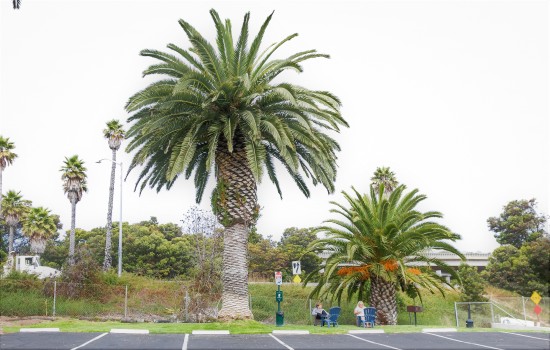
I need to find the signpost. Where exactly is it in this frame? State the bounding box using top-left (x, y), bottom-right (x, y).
top-left (275, 271), bottom-right (284, 326)
top-left (292, 261), bottom-right (301, 275)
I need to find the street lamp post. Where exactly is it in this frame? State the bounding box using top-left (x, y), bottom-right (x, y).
top-left (97, 159), bottom-right (123, 277)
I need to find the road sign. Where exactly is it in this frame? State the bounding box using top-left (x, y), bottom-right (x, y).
top-left (275, 290), bottom-right (283, 302)
top-left (531, 291), bottom-right (542, 305)
top-left (275, 271), bottom-right (282, 285)
top-left (292, 261), bottom-right (301, 275)
top-left (292, 275), bottom-right (302, 284)
top-left (534, 304), bottom-right (542, 316)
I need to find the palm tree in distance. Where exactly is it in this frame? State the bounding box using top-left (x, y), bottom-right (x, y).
top-left (371, 166), bottom-right (398, 196)
top-left (0, 136), bottom-right (18, 217)
top-left (102, 119), bottom-right (125, 271)
top-left (125, 10), bottom-right (347, 320)
top-left (22, 207), bottom-right (58, 254)
top-left (60, 155), bottom-right (87, 264)
top-left (305, 184), bottom-right (463, 325)
top-left (1, 190), bottom-right (31, 252)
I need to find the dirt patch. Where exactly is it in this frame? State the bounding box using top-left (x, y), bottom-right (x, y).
top-left (0, 316), bottom-right (57, 334)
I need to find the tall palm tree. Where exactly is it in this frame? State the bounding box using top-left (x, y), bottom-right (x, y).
top-left (60, 155), bottom-right (87, 263)
top-left (102, 119), bottom-right (125, 271)
top-left (22, 207), bottom-right (58, 254)
top-left (1, 190), bottom-right (31, 252)
top-left (370, 166), bottom-right (398, 195)
top-left (0, 136), bottom-right (18, 217)
top-left (125, 10), bottom-right (347, 320)
top-left (305, 184), bottom-right (464, 325)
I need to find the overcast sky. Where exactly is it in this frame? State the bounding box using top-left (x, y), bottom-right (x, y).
top-left (1, 0), bottom-right (548, 253)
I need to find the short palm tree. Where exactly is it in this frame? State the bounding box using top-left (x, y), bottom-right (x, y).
top-left (125, 10), bottom-right (347, 320)
top-left (102, 119), bottom-right (125, 271)
top-left (370, 166), bottom-right (398, 196)
top-left (1, 190), bottom-right (31, 252)
top-left (22, 207), bottom-right (58, 254)
top-left (305, 185), bottom-right (463, 325)
top-left (60, 155), bottom-right (87, 263)
top-left (0, 136), bottom-right (18, 217)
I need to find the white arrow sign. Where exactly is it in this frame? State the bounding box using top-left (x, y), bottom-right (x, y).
top-left (292, 261), bottom-right (301, 275)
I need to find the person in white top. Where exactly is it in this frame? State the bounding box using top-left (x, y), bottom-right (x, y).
top-left (311, 303), bottom-right (327, 326)
top-left (354, 301), bottom-right (366, 326)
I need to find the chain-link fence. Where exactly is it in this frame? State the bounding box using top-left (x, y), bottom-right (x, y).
top-left (454, 298), bottom-right (549, 328)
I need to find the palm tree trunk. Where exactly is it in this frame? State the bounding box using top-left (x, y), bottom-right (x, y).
top-left (215, 136), bottom-right (257, 320)
top-left (69, 196), bottom-right (77, 264)
top-left (8, 225), bottom-right (14, 252)
top-left (370, 275), bottom-right (398, 325)
top-left (217, 222), bottom-right (252, 320)
top-left (103, 150), bottom-right (117, 271)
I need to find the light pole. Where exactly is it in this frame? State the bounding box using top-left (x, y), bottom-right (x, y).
top-left (97, 159), bottom-right (123, 277)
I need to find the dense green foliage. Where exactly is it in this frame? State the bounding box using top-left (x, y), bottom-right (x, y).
top-left (248, 227), bottom-right (321, 280)
top-left (483, 237), bottom-right (549, 296)
top-left (487, 199), bottom-right (547, 248)
top-left (457, 264), bottom-right (487, 302)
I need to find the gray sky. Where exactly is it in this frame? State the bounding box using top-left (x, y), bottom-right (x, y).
top-left (1, 0), bottom-right (548, 253)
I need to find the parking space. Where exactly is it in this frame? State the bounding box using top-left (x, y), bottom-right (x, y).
top-left (0, 332), bottom-right (104, 350)
top-left (0, 331), bottom-right (548, 350)
top-left (188, 334), bottom-right (283, 349)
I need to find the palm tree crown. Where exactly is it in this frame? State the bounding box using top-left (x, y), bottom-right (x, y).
top-left (0, 136), bottom-right (17, 171)
top-left (125, 9), bottom-right (347, 202)
top-left (1, 190), bottom-right (31, 252)
top-left (104, 119), bottom-right (126, 151)
top-left (125, 9), bottom-right (347, 320)
top-left (61, 155), bottom-right (88, 202)
top-left (306, 184), bottom-right (463, 325)
top-left (370, 166), bottom-right (398, 194)
top-left (22, 207), bottom-right (58, 254)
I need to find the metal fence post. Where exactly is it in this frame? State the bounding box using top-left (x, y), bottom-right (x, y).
top-left (522, 296), bottom-right (527, 321)
top-left (185, 290), bottom-right (189, 322)
top-left (455, 301), bottom-right (459, 328)
top-left (490, 302), bottom-right (494, 323)
top-left (309, 299), bottom-right (312, 325)
top-left (124, 285), bottom-right (128, 319)
top-left (52, 281), bottom-right (57, 317)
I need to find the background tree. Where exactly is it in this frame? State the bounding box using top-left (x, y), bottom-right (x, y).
top-left (0, 136), bottom-right (18, 217)
top-left (21, 207), bottom-right (58, 254)
top-left (1, 190), bottom-right (31, 252)
top-left (370, 166), bottom-right (398, 196)
top-left (278, 227), bottom-right (321, 278)
top-left (125, 10), bottom-right (347, 319)
top-left (487, 199), bottom-right (547, 248)
top-left (102, 119), bottom-right (125, 271)
top-left (483, 237), bottom-right (549, 296)
top-left (306, 184), bottom-right (463, 325)
top-left (457, 263), bottom-right (487, 302)
top-left (60, 155), bottom-right (87, 263)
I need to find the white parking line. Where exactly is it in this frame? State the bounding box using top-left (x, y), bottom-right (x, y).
top-left (182, 334), bottom-right (189, 350)
top-left (348, 334), bottom-right (403, 350)
top-left (269, 333), bottom-right (294, 350)
top-left (425, 332), bottom-right (503, 350)
top-left (503, 332), bottom-right (550, 341)
top-left (70, 332), bottom-right (108, 350)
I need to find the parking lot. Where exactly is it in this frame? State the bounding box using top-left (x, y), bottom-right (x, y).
top-left (1, 331), bottom-right (549, 350)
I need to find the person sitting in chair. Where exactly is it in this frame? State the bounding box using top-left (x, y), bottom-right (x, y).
top-left (354, 301), bottom-right (366, 326)
top-left (311, 303), bottom-right (327, 326)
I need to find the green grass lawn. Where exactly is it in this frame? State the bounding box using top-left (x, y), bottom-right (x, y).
top-left (4, 318), bottom-right (546, 334)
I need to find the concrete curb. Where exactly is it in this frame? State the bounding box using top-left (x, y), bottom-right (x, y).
top-left (20, 328), bottom-right (60, 332)
top-left (348, 329), bottom-right (385, 334)
top-left (110, 329), bottom-right (149, 334)
top-left (272, 330), bottom-right (310, 335)
top-left (422, 328), bottom-right (457, 333)
top-left (192, 330), bottom-right (230, 335)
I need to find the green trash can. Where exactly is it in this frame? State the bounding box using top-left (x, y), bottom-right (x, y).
top-left (276, 311), bottom-right (284, 326)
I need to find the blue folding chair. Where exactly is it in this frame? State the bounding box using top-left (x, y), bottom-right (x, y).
top-left (320, 307), bottom-right (341, 327)
top-left (363, 307), bottom-right (376, 328)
